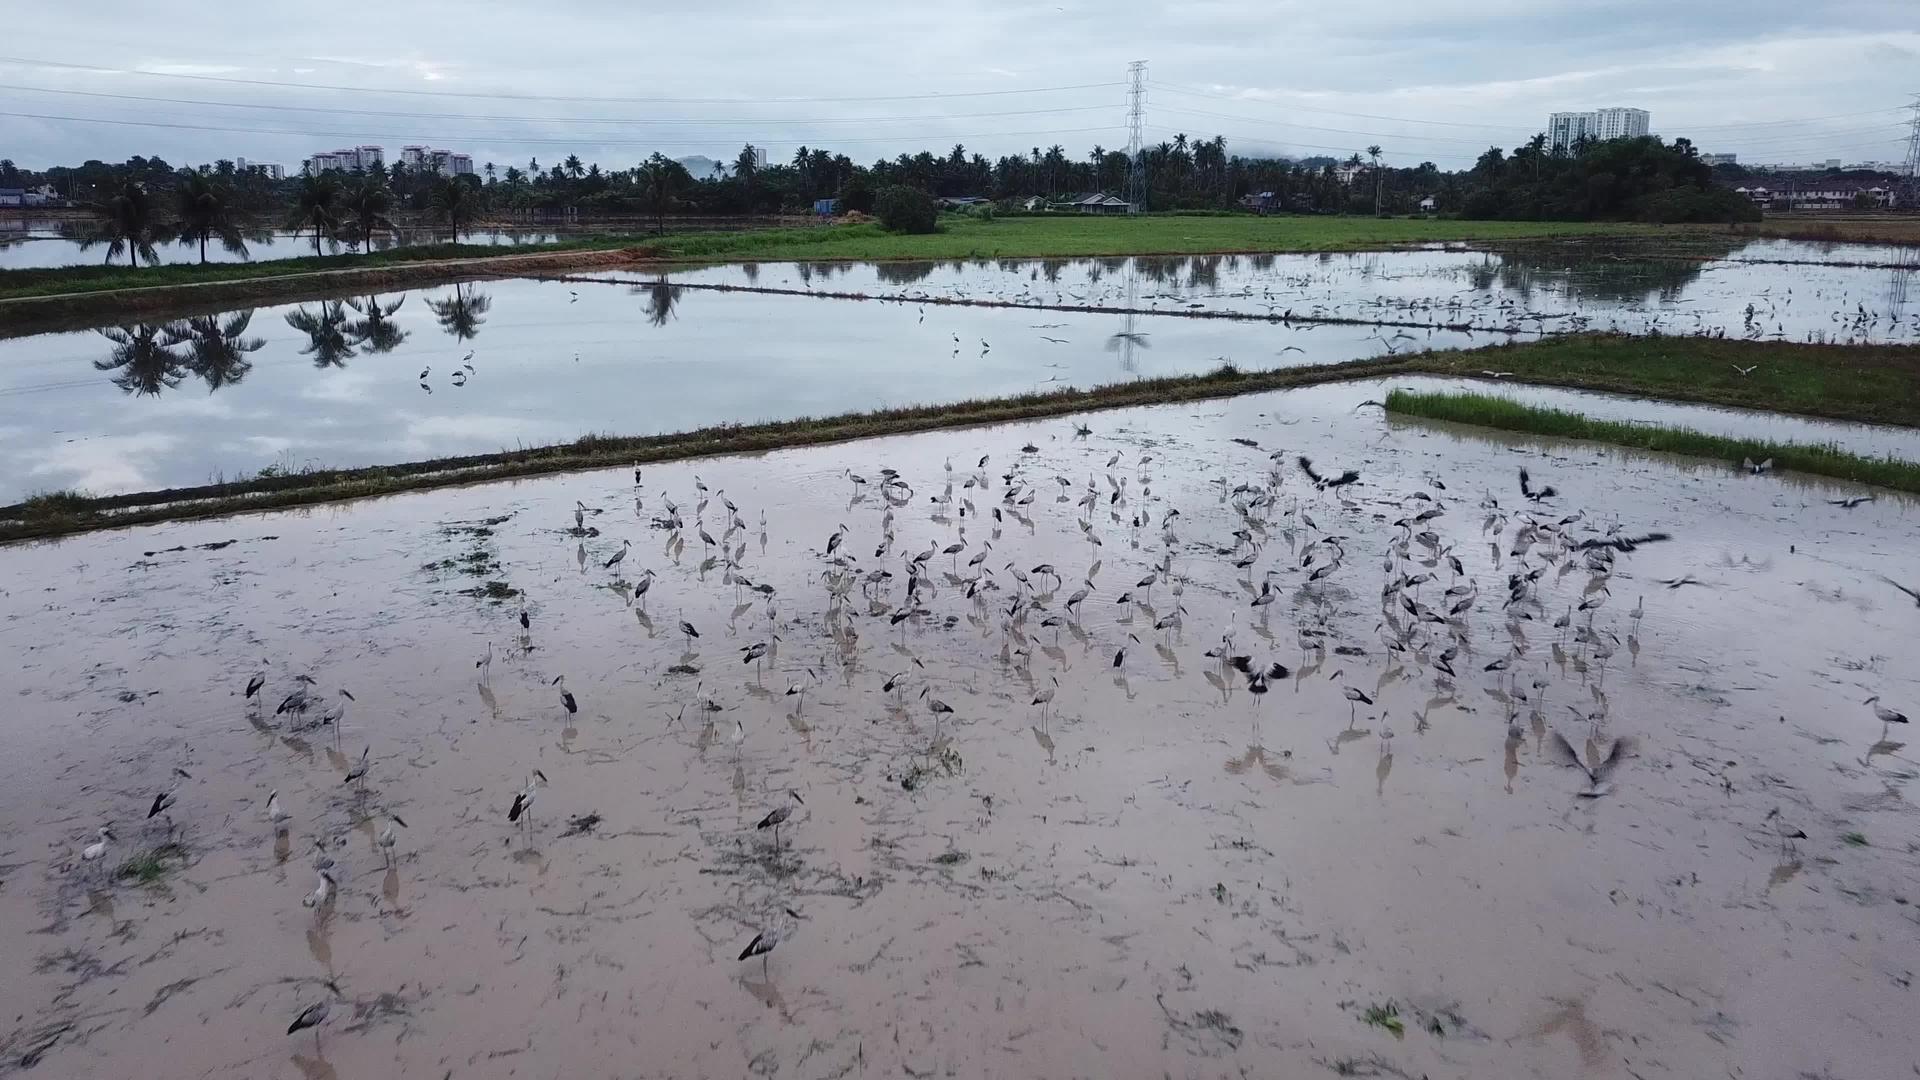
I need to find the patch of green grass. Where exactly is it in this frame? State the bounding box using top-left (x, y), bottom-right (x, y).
top-left (643, 215), bottom-right (1668, 264)
top-left (1400, 335), bottom-right (1920, 428)
top-left (1385, 389), bottom-right (1920, 494)
top-left (20, 489), bottom-right (93, 522)
top-left (1843, 831), bottom-right (1869, 846)
top-left (458, 581), bottom-right (520, 602)
top-left (1359, 1002), bottom-right (1405, 1038)
top-left (115, 843), bottom-right (187, 885)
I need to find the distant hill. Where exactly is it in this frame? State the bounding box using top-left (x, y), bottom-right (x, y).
top-left (675, 156), bottom-right (726, 179)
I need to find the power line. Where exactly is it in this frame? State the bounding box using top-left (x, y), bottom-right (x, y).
top-left (0, 55), bottom-right (1122, 105)
top-left (0, 83), bottom-right (1118, 126)
top-left (1150, 80), bottom-right (1908, 134)
top-left (1155, 104), bottom-right (1506, 146)
top-left (0, 109), bottom-right (1123, 150)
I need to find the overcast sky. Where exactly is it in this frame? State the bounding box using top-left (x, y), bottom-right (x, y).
top-left (3, 2), bottom-right (1915, 173)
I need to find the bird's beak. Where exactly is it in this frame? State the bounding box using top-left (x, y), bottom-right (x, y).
top-left (391, 815), bottom-right (409, 828)
top-left (534, 770), bottom-right (548, 783)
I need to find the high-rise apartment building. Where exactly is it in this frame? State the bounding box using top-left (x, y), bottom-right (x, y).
top-left (1546, 108), bottom-right (1651, 151)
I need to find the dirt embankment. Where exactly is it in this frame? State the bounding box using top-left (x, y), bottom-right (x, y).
top-left (0, 248), bottom-right (655, 338)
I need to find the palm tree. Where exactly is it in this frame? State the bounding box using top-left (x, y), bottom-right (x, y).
top-left (484, 161), bottom-right (497, 185)
top-left (429, 176), bottom-right (477, 240)
top-left (173, 173), bottom-right (248, 264)
top-left (82, 181), bottom-right (161, 267)
top-left (563, 154), bottom-right (585, 182)
top-left (426, 283), bottom-right (490, 340)
top-left (1367, 145), bottom-right (1384, 215)
top-left (94, 324), bottom-right (187, 395)
top-left (635, 154), bottom-right (688, 235)
top-left (284, 301), bottom-right (358, 368)
top-left (342, 179), bottom-right (393, 252)
top-left (287, 174), bottom-right (342, 256)
top-left (174, 310), bottom-right (265, 391)
top-left (346, 295), bottom-right (409, 353)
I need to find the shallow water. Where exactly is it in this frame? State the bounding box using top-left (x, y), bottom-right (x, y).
top-left (0, 278), bottom-right (1491, 499)
top-left (1, 384), bottom-right (1916, 1078)
top-left (654, 240), bottom-right (1920, 344)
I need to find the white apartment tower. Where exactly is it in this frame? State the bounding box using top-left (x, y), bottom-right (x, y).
top-left (1547, 112), bottom-right (1594, 153)
top-left (1592, 107), bottom-right (1651, 141)
top-left (1547, 107), bottom-right (1651, 151)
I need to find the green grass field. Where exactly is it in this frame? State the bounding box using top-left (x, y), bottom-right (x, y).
top-left (1401, 335), bottom-right (1920, 428)
top-left (0, 215), bottom-right (1670, 303)
top-left (1384, 388), bottom-right (1920, 493)
top-left (638, 215), bottom-right (1669, 262)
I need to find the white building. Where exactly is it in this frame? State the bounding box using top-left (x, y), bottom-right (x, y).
top-left (398, 146), bottom-right (474, 177)
top-left (304, 145), bottom-right (383, 174)
top-left (1700, 153), bottom-right (1737, 167)
top-left (1547, 111), bottom-right (1594, 152)
top-left (1547, 107), bottom-right (1651, 151)
top-left (1591, 107), bottom-right (1650, 141)
top-left (236, 158), bottom-right (284, 180)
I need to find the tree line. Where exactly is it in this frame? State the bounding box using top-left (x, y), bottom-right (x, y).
top-left (4, 128), bottom-right (1768, 268)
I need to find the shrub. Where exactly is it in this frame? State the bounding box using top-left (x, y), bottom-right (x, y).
top-left (874, 185), bottom-right (938, 234)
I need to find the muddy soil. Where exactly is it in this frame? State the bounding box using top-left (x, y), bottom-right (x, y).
top-left (1, 382), bottom-right (1916, 1079)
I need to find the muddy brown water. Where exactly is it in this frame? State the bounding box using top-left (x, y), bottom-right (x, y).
top-left (1, 382), bottom-right (1916, 1078)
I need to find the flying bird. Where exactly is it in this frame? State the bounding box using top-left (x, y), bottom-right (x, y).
top-left (1547, 731), bottom-right (1634, 796)
top-left (1518, 467), bottom-right (1556, 502)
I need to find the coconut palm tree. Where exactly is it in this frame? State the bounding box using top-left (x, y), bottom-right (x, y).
top-left (94, 324), bottom-right (187, 395)
top-left (173, 173), bottom-right (249, 264)
top-left (82, 181), bottom-right (162, 267)
top-left (635, 154), bottom-right (689, 235)
top-left (346, 294), bottom-right (409, 353)
top-left (1367, 145), bottom-right (1384, 215)
top-left (425, 283), bottom-right (490, 340)
top-left (429, 176), bottom-right (478, 240)
top-left (287, 174), bottom-right (342, 256)
top-left (173, 310), bottom-right (265, 391)
top-left (284, 301), bottom-right (358, 368)
top-left (342, 179), bottom-right (393, 252)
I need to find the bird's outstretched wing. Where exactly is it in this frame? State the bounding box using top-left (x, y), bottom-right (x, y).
top-left (1266, 661), bottom-right (1291, 680)
top-left (1326, 470), bottom-right (1360, 488)
top-left (1880, 575), bottom-right (1920, 603)
top-left (1230, 655), bottom-right (1256, 674)
top-left (1518, 467), bottom-right (1534, 498)
top-left (1297, 456), bottom-right (1325, 485)
top-left (1591, 736), bottom-right (1636, 784)
top-left (1545, 731), bottom-right (1591, 781)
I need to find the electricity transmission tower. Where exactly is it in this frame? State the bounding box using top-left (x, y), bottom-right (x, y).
top-left (1903, 93), bottom-right (1920, 210)
top-left (1125, 60), bottom-right (1148, 212)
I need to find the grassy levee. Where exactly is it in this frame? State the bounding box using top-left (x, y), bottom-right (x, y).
top-left (1400, 335), bottom-right (1920, 428)
top-left (1384, 389), bottom-right (1920, 493)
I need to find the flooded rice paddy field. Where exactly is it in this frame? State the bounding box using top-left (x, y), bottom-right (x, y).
top-left (7, 239), bottom-right (1920, 502)
top-left (0, 278), bottom-right (1490, 501)
top-left (1, 382), bottom-right (1916, 1079)
top-left (659, 240), bottom-right (1920, 342)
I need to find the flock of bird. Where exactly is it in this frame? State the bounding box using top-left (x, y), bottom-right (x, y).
top-left (65, 408), bottom-right (1915, 1057)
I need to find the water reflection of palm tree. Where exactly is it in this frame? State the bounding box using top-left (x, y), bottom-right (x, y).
top-left (346, 294), bottom-right (410, 353)
top-left (174, 311), bottom-right (266, 391)
top-left (95, 324), bottom-right (188, 395)
top-left (426, 283), bottom-right (491, 340)
top-left (632, 276), bottom-right (683, 326)
top-left (284, 301), bottom-right (358, 368)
